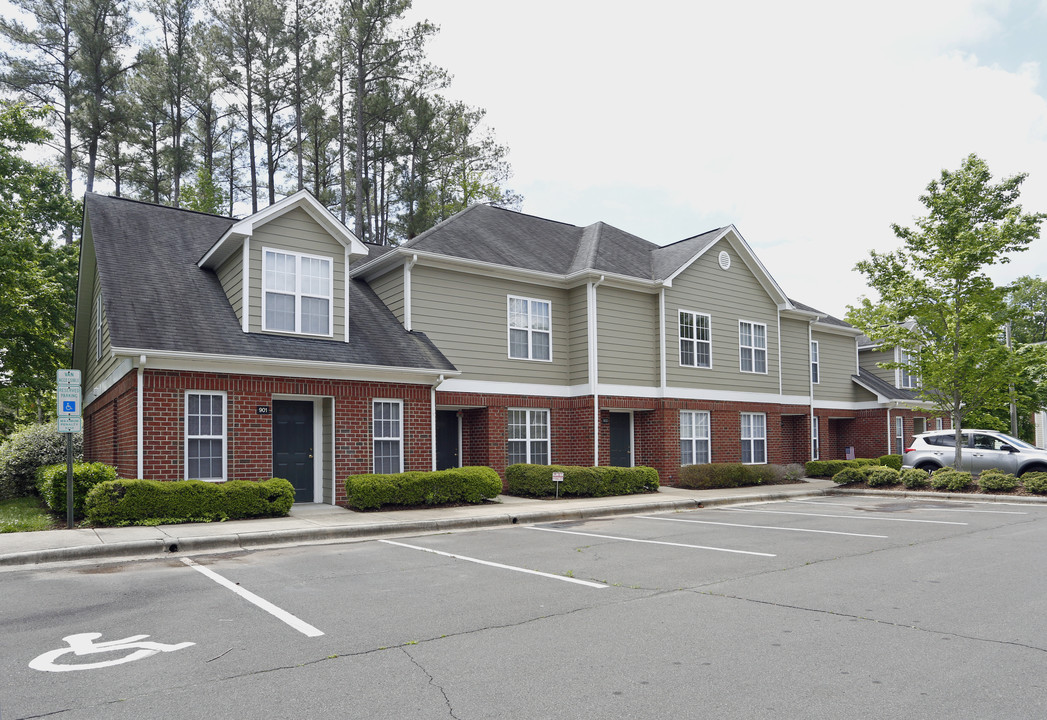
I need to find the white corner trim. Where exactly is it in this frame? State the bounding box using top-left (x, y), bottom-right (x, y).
top-left (137, 355), bottom-right (145, 480)
top-left (241, 236), bottom-right (250, 333)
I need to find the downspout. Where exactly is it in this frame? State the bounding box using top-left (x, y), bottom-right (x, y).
top-left (137, 355), bottom-right (145, 479)
top-left (431, 374), bottom-right (445, 471)
top-left (808, 319), bottom-right (816, 460)
top-left (588, 276), bottom-right (605, 465)
top-left (404, 254), bottom-right (418, 331)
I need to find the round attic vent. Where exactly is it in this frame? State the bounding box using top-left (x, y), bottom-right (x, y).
top-left (718, 250), bottom-right (731, 270)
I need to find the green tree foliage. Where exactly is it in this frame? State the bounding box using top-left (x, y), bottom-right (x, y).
top-left (1007, 275), bottom-right (1047, 345)
top-left (848, 154), bottom-right (1046, 465)
top-left (180, 164), bottom-right (226, 214)
top-left (0, 103), bottom-right (80, 434)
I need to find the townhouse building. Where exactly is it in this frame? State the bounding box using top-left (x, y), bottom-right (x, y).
top-left (72, 191), bottom-right (938, 503)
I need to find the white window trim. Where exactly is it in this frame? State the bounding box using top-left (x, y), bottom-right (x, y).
top-left (741, 412), bottom-right (767, 465)
top-left (95, 295), bottom-right (103, 361)
top-left (261, 246), bottom-right (334, 337)
top-left (507, 295), bottom-right (553, 362)
top-left (936, 417), bottom-right (944, 431)
top-left (895, 415), bottom-right (905, 454)
top-left (811, 415), bottom-right (820, 460)
top-left (739, 320), bottom-right (768, 374)
top-left (896, 347), bottom-right (918, 389)
top-left (184, 390), bottom-right (227, 482)
top-left (679, 310), bottom-right (713, 369)
top-left (810, 340), bottom-right (820, 384)
top-left (680, 410), bottom-right (711, 465)
top-left (507, 407), bottom-right (550, 464)
top-left (373, 399), bottom-right (404, 474)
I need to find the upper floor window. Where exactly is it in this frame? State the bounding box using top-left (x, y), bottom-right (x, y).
top-left (898, 348), bottom-right (918, 389)
top-left (810, 341), bottom-right (819, 384)
top-left (263, 248), bottom-right (332, 336)
top-left (508, 296), bottom-right (551, 361)
top-left (739, 321), bottom-right (767, 374)
top-left (679, 311), bottom-right (712, 368)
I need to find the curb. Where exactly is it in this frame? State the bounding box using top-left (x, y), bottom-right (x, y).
top-left (0, 487), bottom-right (834, 568)
top-left (827, 487), bottom-right (1047, 504)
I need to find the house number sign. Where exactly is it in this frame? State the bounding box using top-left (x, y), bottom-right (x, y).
top-left (257, 406), bottom-right (271, 415)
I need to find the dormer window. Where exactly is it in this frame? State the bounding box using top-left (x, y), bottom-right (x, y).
top-left (263, 248), bottom-right (332, 336)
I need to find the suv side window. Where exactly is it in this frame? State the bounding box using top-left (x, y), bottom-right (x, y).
top-left (971, 434), bottom-right (1007, 451)
top-left (925, 433), bottom-right (956, 447)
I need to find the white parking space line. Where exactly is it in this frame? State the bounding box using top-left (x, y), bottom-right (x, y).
top-left (635, 515), bottom-right (888, 538)
top-left (719, 508), bottom-right (968, 525)
top-left (528, 526), bottom-right (776, 556)
top-left (379, 540), bottom-right (608, 588)
top-left (181, 558), bottom-right (324, 637)
top-left (788, 500), bottom-right (1027, 515)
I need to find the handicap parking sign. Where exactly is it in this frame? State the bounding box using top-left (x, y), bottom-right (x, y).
top-left (62, 400), bottom-right (77, 413)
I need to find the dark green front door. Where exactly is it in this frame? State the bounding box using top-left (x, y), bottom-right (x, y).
top-left (609, 413), bottom-right (632, 467)
top-left (273, 400), bottom-right (314, 502)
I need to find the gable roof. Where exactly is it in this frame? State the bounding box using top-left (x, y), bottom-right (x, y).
top-left (77, 193), bottom-right (455, 374)
top-left (851, 367), bottom-right (921, 403)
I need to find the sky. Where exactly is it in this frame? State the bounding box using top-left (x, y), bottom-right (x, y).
top-left (407, 0), bottom-right (1047, 319)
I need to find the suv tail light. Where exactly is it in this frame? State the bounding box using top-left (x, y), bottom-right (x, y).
top-left (904, 448), bottom-right (915, 453)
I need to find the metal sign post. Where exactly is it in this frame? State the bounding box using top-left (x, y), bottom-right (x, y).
top-left (57, 370), bottom-right (82, 529)
top-left (552, 471), bottom-right (564, 499)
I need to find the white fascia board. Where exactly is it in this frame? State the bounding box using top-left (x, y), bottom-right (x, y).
top-left (84, 357), bottom-right (134, 407)
top-left (810, 322), bottom-right (864, 338)
top-left (353, 247), bottom-right (661, 292)
top-left (111, 347), bottom-right (459, 384)
top-left (199, 190), bottom-right (367, 269)
top-left (813, 399), bottom-right (886, 411)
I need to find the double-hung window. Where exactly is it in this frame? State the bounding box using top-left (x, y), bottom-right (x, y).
top-left (373, 400), bottom-right (403, 474)
top-left (507, 409), bottom-right (549, 465)
top-left (508, 296), bottom-right (551, 360)
top-left (810, 341), bottom-right (819, 384)
top-left (895, 416), bottom-right (904, 454)
top-left (898, 348), bottom-right (918, 389)
top-left (741, 412), bottom-right (766, 464)
top-left (739, 321), bottom-right (767, 373)
top-left (679, 311), bottom-right (712, 368)
top-left (680, 410), bottom-right (711, 465)
top-left (186, 391), bottom-right (226, 481)
top-left (263, 249), bottom-right (333, 336)
top-left (811, 416), bottom-right (820, 460)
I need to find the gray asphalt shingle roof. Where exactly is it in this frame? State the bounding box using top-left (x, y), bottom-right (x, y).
top-left (852, 368), bottom-right (920, 401)
top-left (86, 193), bottom-right (456, 372)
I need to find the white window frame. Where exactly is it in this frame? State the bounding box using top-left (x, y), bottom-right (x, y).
top-left (262, 247), bottom-right (334, 337)
top-left (373, 399), bottom-right (404, 474)
top-left (895, 415), bottom-right (905, 454)
top-left (679, 310), bottom-right (712, 368)
top-left (936, 417), bottom-right (944, 431)
top-left (680, 410), bottom-right (711, 465)
top-left (739, 320), bottom-right (768, 374)
top-left (811, 416), bottom-right (820, 460)
top-left (810, 340), bottom-right (820, 384)
top-left (507, 296), bottom-right (552, 361)
top-left (741, 412), bottom-right (767, 465)
top-left (185, 391), bottom-right (227, 481)
top-left (897, 348), bottom-right (918, 389)
top-left (95, 295), bottom-right (103, 361)
top-left (507, 408), bottom-right (550, 465)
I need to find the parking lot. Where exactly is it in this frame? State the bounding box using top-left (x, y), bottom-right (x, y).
top-left (4, 495), bottom-right (1047, 719)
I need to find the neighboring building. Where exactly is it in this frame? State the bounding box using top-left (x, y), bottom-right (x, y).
top-left (72, 191), bottom-right (935, 503)
top-left (1035, 410), bottom-right (1046, 448)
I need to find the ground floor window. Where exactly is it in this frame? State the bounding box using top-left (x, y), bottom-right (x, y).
top-left (895, 416), bottom-right (904, 455)
top-left (741, 412), bottom-right (766, 464)
top-left (373, 400), bottom-right (403, 473)
top-left (680, 410), bottom-right (710, 465)
top-left (508, 409), bottom-right (549, 465)
top-left (936, 417), bottom-right (944, 431)
top-left (811, 416), bottom-right (820, 460)
top-left (186, 391), bottom-right (226, 480)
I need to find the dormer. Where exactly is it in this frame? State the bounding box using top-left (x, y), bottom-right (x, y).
top-left (198, 191), bottom-right (369, 341)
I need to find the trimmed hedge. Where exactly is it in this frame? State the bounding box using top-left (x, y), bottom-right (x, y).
top-left (679, 463), bottom-right (777, 490)
top-left (36, 462), bottom-right (117, 516)
top-left (805, 458), bottom-right (882, 478)
top-left (84, 478), bottom-right (294, 526)
top-left (345, 466), bottom-right (502, 511)
top-left (505, 464), bottom-right (659, 498)
top-left (900, 467), bottom-right (930, 489)
top-left (865, 466), bottom-right (900, 487)
top-left (1022, 472), bottom-right (1047, 494)
top-left (831, 467), bottom-right (866, 485)
top-left (977, 469), bottom-right (1019, 493)
top-left (929, 467), bottom-right (973, 492)
top-left (0, 422), bottom-right (83, 500)
top-left (878, 455), bottom-right (903, 470)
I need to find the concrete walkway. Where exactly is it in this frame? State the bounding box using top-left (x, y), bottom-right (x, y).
top-left (0, 480), bottom-right (842, 568)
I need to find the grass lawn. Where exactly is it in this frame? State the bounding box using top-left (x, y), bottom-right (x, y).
top-left (0, 496), bottom-right (57, 533)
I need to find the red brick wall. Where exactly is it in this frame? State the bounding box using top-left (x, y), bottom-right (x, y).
top-left (83, 371), bottom-right (138, 479)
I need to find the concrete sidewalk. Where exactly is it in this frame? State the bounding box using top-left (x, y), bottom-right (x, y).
top-left (0, 480), bottom-right (838, 569)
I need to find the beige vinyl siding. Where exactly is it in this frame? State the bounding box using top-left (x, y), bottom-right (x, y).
top-left (665, 238), bottom-right (780, 394)
top-left (780, 318), bottom-right (811, 396)
top-left (410, 265), bottom-right (571, 384)
top-left (248, 207), bottom-right (346, 339)
top-left (596, 286), bottom-right (658, 387)
top-left (813, 331), bottom-right (861, 402)
top-left (370, 267), bottom-right (405, 324)
top-left (86, 265), bottom-right (121, 391)
top-left (860, 348), bottom-right (895, 384)
top-left (216, 250), bottom-right (243, 324)
top-left (568, 285), bottom-right (589, 385)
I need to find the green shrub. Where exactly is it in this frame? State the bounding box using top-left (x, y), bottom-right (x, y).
top-left (84, 478), bottom-right (294, 526)
top-left (774, 464), bottom-right (806, 482)
top-left (0, 422), bottom-right (83, 500)
top-left (805, 458), bottom-right (881, 477)
top-left (505, 464), bottom-right (659, 498)
top-left (1021, 472), bottom-right (1047, 494)
top-left (899, 467), bottom-right (929, 489)
top-left (929, 468), bottom-right (972, 492)
top-left (345, 466), bottom-right (502, 510)
top-left (977, 469), bottom-right (1018, 493)
top-left (878, 455), bottom-right (903, 470)
top-left (865, 466), bottom-right (900, 487)
top-left (831, 467), bottom-right (866, 485)
top-left (35, 462), bottom-right (117, 516)
top-left (678, 463), bottom-right (780, 490)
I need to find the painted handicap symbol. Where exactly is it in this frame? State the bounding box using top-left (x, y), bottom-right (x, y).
top-left (29, 633), bottom-right (195, 672)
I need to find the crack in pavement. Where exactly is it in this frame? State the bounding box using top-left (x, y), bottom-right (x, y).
top-left (401, 646), bottom-right (460, 719)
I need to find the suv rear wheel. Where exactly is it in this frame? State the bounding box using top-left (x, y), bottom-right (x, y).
top-left (915, 461), bottom-right (940, 473)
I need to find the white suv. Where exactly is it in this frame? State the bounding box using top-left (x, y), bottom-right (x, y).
top-left (903, 429), bottom-right (1047, 476)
